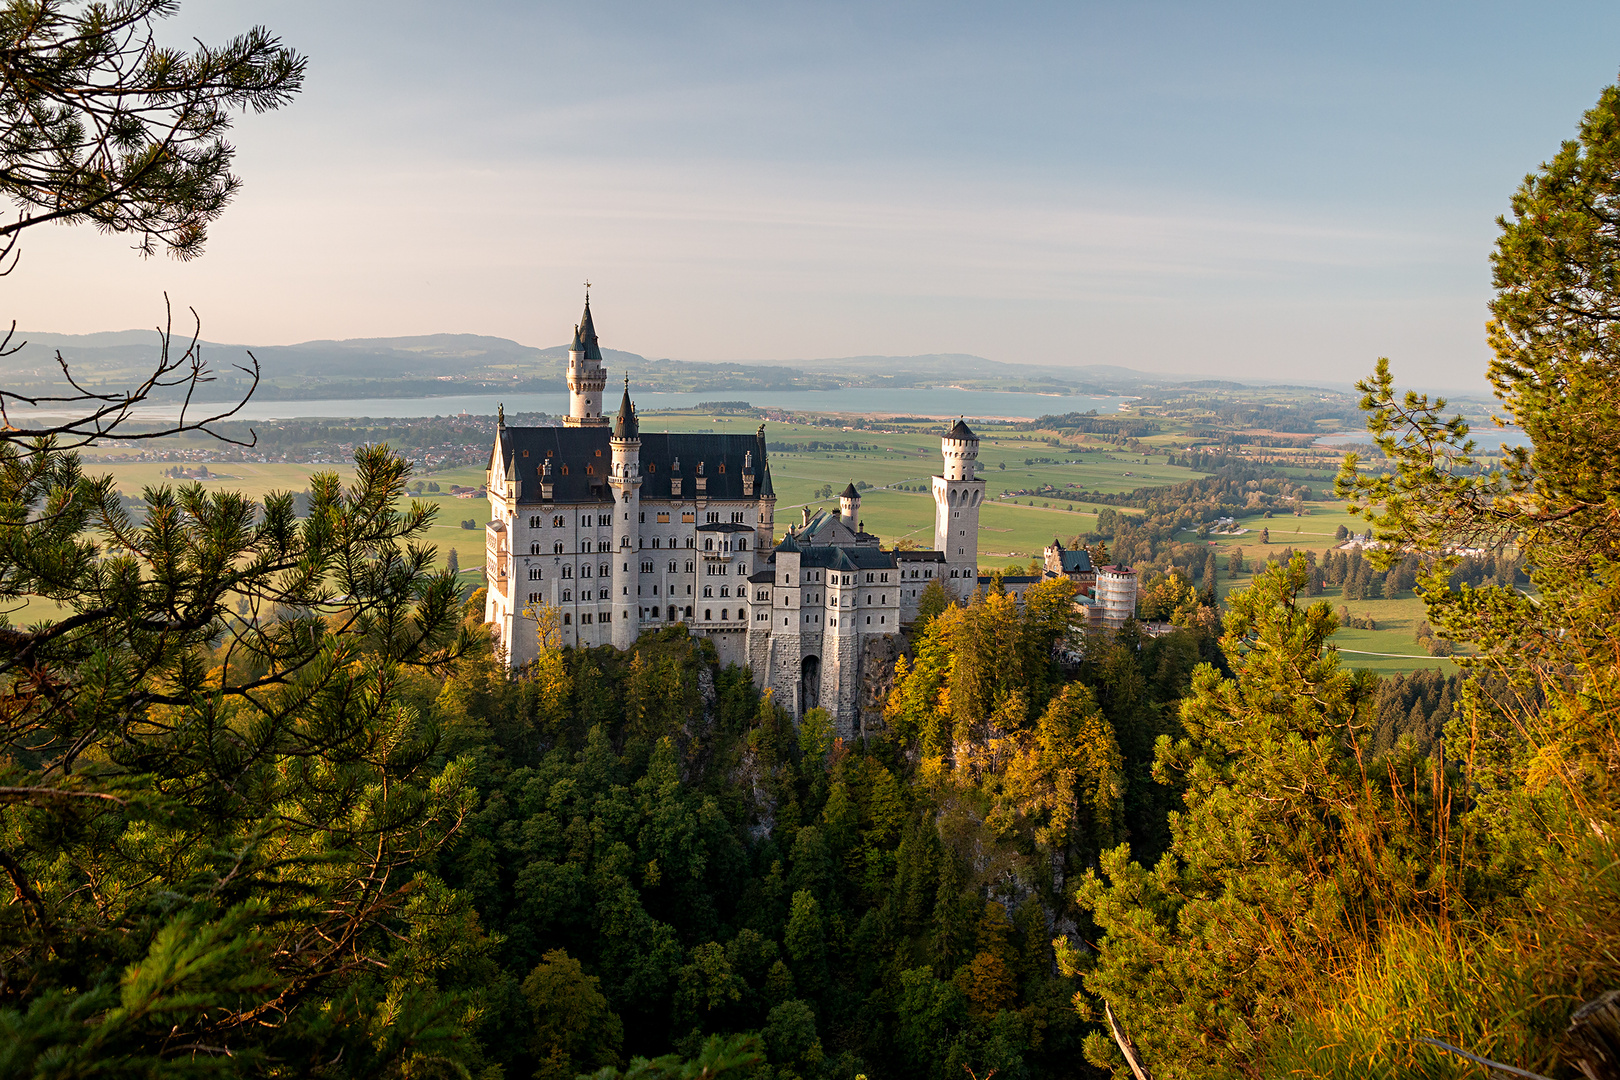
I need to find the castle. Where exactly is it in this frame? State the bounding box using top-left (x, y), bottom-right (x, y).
top-left (483, 295), bottom-right (1133, 736)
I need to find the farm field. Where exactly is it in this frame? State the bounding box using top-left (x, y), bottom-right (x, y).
top-left (62, 413), bottom-right (1454, 673)
top-left (1205, 504), bottom-right (1458, 675)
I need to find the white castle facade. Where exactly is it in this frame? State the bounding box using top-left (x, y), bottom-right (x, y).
top-left (483, 297), bottom-right (985, 735)
top-left (483, 296), bottom-right (1135, 736)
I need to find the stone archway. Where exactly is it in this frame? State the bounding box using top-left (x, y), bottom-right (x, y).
top-left (800, 654), bottom-right (821, 714)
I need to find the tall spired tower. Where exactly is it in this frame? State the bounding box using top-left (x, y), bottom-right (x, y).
top-left (932, 418), bottom-right (985, 599)
top-left (564, 292), bottom-right (609, 427)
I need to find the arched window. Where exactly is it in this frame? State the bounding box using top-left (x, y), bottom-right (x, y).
top-left (599, 564), bottom-right (609, 577)
top-left (721, 609), bottom-right (728, 620)
top-left (736, 564), bottom-right (746, 575)
top-left (581, 564), bottom-right (591, 578)
top-left (684, 606), bottom-right (692, 619)
top-left (668, 560), bottom-right (678, 573)
top-left (529, 516), bottom-right (541, 528)
top-left (704, 538), bottom-right (713, 550)
top-left (530, 542), bottom-right (540, 554)
top-left (563, 613), bottom-right (571, 624)
top-left (621, 536), bottom-right (629, 548)
top-left (554, 541), bottom-right (564, 554)
top-left (528, 567), bottom-right (542, 580)
top-left (562, 589), bottom-right (572, 601)
top-left (685, 560), bottom-right (695, 573)
top-left (652, 537), bottom-right (661, 548)
top-left (668, 605), bottom-right (677, 621)
top-left (703, 586), bottom-right (713, 597)
top-left (737, 538), bottom-right (747, 551)
top-left (704, 609), bottom-right (712, 621)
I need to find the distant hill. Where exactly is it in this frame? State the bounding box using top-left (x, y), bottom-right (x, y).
top-left (0, 329), bottom-right (1270, 401)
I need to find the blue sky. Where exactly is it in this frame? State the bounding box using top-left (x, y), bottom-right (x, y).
top-left (10, 1), bottom-right (1620, 389)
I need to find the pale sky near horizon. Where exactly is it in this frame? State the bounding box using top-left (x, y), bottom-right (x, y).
top-left (6, 1), bottom-right (1620, 392)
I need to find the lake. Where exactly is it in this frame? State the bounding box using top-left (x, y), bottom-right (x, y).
top-left (97, 387), bottom-right (1134, 423)
top-left (1315, 427), bottom-right (1533, 451)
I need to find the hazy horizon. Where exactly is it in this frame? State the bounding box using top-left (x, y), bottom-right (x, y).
top-left (5, 1), bottom-right (1618, 393)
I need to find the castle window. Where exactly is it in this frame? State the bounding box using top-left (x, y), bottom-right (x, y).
top-left (582, 613), bottom-right (592, 624)
top-left (706, 512), bottom-right (719, 523)
top-left (562, 565), bottom-right (572, 578)
top-left (738, 538), bottom-right (748, 551)
top-left (722, 609), bottom-right (728, 619)
top-left (530, 542), bottom-right (540, 554)
top-left (731, 512), bottom-right (744, 523)
top-left (720, 586), bottom-right (730, 597)
top-left (704, 538), bottom-right (713, 551)
top-left (529, 516), bottom-right (541, 528)
top-left (718, 463), bottom-right (725, 474)
top-left (648, 463), bottom-right (655, 472)
top-left (581, 564), bottom-right (591, 578)
top-left (522, 450), bottom-right (528, 457)
top-left (685, 606), bottom-right (692, 618)
top-left (652, 537), bottom-right (660, 548)
top-left (669, 560), bottom-right (678, 573)
top-left (528, 567), bottom-right (542, 580)
top-left (684, 560), bottom-right (695, 573)
top-left (657, 512), bottom-right (670, 523)
top-left (704, 609), bottom-right (712, 621)
top-left (641, 560), bottom-right (653, 573)
top-left (600, 588), bottom-right (609, 599)
top-left (595, 449), bottom-right (602, 457)
top-left (866, 573), bottom-right (874, 583)
top-left (682, 512), bottom-right (695, 523)
top-left (528, 592), bottom-right (540, 603)
top-left (586, 465), bottom-right (594, 475)
top-left (685, 537), bottom-right (695, 547)
top-left (562, 589), bottom-right (572, 601)
top-left (600, 564), bottom-right (610, 577)
top-left (703, 586), bottom-right (713, 598)
top-left (561, 465), bottom-right (569, 475)
top-left (563, 613), bottom-right (571, 624)
top-left (881, 573), bottom-right (889, 583)
top-left (554, 541), bottom-right (564, 554)
top-left (553, 516), bottom-right (564, 527)
top-left (737, 564), bottom-right (746, 575)
top-left (639, 512), bottom-right (645, 523)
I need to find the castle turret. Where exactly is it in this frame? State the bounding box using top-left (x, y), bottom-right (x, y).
top-left (609, 379), bottom-right (642, 647)
top-left (932, 418), bottom-right (984, 600)
top-left (839, 482), bottom-right (861, 528)
top-left (564, 293), bottom-right (609, 427)
top-left (755, 425), bottom-right (775, 555)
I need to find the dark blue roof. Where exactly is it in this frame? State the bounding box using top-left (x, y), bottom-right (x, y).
top-left (1057, 549), bottom-right (1094, 573)
top-left (577, 297), bottom-right (603, 361)
top-left (497, 425), bottom-right (772, 505)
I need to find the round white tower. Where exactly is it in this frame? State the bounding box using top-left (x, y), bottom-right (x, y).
top-left (932, 418), bottom-right (985, 599)
top-left (564, 293), bottom-right (609, 427)
top-left (839, 482), bottom-right (861, 529)
top-left (609, 380), bottom-right (642, 648)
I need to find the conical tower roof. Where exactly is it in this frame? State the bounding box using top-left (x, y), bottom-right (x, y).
top-left (947, 417), bottom-right (977, 441)
top-left (578, 295), bottom-right (603, 361)
top-left (841, 482), bottom-right (860, 499)
top-left (613, 378), bottom-right (638, 439)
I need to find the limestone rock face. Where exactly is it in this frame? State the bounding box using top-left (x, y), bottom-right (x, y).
top-left (857, 633), bottom-right (906, 737)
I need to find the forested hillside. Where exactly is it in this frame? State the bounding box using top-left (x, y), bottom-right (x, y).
top-left (4, 5), bottom-right (1620, 1078)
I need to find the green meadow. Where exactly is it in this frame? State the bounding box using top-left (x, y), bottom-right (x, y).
top-left (66, 411), bottom-right (1446, 673)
